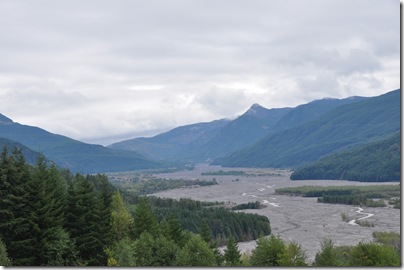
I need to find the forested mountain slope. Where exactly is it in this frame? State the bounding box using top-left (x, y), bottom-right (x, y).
top-left (0, 137), bottom-right (44, 165)
top-left (179, 104), bottom-right (292, 161)
top-left (110, 95), bottom-right (366, 162)
top-left (290, 132), bottom-right (400, 182)
top-left (0, 115), bottom-right (160, 173)
top-left (109, 119), bottom-right (230, 160)
top-left (215, 89), bottom-right (400, 168)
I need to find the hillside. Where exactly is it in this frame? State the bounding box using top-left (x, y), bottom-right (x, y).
top-left (215, 89), bottom-right (400, 168)
top-left (0, 137), bottom-right (44, 165)
top-left (109, 119), bottom-right (230, 160)
top-left (0, 115), bottom-right (160, 173)
top-left (110, 96), bottom-right (366, 162)
top-left (290, 132), bottom-right (400, 182)
top-left (180, 104), bottom-right (292, 161)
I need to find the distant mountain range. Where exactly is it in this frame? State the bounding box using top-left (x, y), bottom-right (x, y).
top-left (216, 89), bottom-right (400, 168)
top-left (0, 115), bottom-right (160, 173)
top-left (109, 95), bottom-right (368, 162)
top-left (0, 89), bottom-right (399, 179)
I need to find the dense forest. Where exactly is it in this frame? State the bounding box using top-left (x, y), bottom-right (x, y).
top-left (0, 147), bottom-right (270, 266)
top-left (275, 185), bottom-right (400, 208)
top-left (290, 132), bottom-right (400, 182)
top-left (0, 147), bottom-right (400, 266)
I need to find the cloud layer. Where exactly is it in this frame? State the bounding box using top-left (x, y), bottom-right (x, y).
top-left (0, 0), bottom-right (399, 145)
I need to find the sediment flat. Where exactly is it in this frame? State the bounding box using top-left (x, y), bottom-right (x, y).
top-left (153, 164), bottom-right (400, 262)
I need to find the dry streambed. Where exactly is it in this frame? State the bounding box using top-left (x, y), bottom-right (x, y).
top-left (152, 164), bottom-right (400, 262)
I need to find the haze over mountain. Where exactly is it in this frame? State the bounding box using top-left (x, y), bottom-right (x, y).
top-left (109, 119), bottom-right (231, 160)
top-left (215, 89), bottom-right (400, 168)
top-left (0, 115), bottom-right (160, 173)
top-left (109, 94), bottom-right (368, 162)
top-left (0, 89), bottom-right (399, 176)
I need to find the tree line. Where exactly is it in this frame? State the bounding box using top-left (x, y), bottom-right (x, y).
top-left (0, 147), bottom-right (270, 266)
top-left (0, 147), bottom-right (399, 266)
top-left (290, 132), bottom-right (400, 182)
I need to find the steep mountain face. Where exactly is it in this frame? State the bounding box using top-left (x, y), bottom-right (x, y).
top-left (181, 105), bottom-right (292, 161)
top-left (109, 95), bottom-right (369, 163)
top-left (290, 132), bottom-right (400, 182)
top-left (272, 96), bottom-right (367, 132)
top-left (215, 89), bottom-right (400, 168)
top-left (109, 119), bottom-right (231, 160)
top-left (0, 116), bottom-right (160, 173)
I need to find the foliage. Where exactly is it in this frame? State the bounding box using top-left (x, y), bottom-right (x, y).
top-left (175, 234), bottom-right (216, 266)
top-left (0, 238), bottom-right (11, 266)
top-left (278, 241), bottom-right (308, 266)
top-left (0, 147), bottom-right (39, 265)
top-left (223, 236), bottom-right (241, 266)
top-left (276, 184), bottom-right (399, 207)
top-left (104, 237), bottom-right (136, 267)
top-left (132, 197), bottom-right (159, 238)
top-left (133, 232), bottom-right (179, 266)
top-left (372, 231), bottom-right (400, 255)
top-left (66, 175), bottom-right (107, 266)
top-left (109, 191), bottom-right (134, 242)
top-left (250, 235), bottom-right (286, 266)
top-left (314, 239), bottom-right (340, 266)
top-left (201, 170), bottom-right (246, 176)
top-left (110, 175), bottom-right (217, 196)
top-left (153, 200), bottom-right (271, 245)
top-left (291, 132), bottom-right (400, 182)
top-left (231, 201), bottom-right (263, 210)
top-left (348, 242), bottom-right (400, 266)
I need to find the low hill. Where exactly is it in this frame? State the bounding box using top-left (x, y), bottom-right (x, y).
top-left (290, 132), bottom-right (400, 182)
top-left (0, 115), bottom-right (160, 173)
top-left (215, 89), bottom-right (400, 168)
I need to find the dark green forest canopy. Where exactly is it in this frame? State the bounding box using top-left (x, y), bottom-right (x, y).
top-left (0, 148), bottom-right (400, 267)
top-left (275, 185), bottom-right (400, 207)
top-left (0, 147), bottom-right (272, 266)
top-left (290, 132), bottom-right (400, 182)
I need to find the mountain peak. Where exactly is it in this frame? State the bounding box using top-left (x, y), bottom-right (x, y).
top-left (0, 114), bottom-right (13, 124)
top-left (245, 103), bottom-right (268, 117)
top-left (250, 103), bottom-right (264, 109)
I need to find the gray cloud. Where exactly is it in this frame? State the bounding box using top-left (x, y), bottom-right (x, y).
top-left (0, 0), bottom-right (399, 145)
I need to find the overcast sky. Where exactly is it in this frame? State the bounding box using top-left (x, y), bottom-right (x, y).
top-left (0, 0), bottom-right (400, 145)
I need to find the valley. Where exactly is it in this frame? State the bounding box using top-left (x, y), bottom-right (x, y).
top-left (152, 164), bottom-right (400, 262)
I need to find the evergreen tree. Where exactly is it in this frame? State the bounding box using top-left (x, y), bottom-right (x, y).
top-left (161, 212), bottom-right (184, 247)
top-left (110, 191), bottom-right (134, 242)
top-left (65, 175), bottom-right (105, 266)
top-left (175, 234), bottom-right (216, 266)
top-left (104, 237), bottom-right (136, 267)
top-left (223, 235), bottom-right (241, 266)
top-left (278, 241), bottom-right (308, 266)
top-left (0, 238), bottom-right (12, 266)
top-left (250, 235), bottom-right (286, 266)
top-left (134, 232), bottom-right (179, 266)
top-left (200, 219), bottom-right (212, 243)
top-left (0, 147), bottom-right (37, 265)
top-left (133, 197), bottom-right (159, 238)
top-left (31, 157), bottom-right (74, 265)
